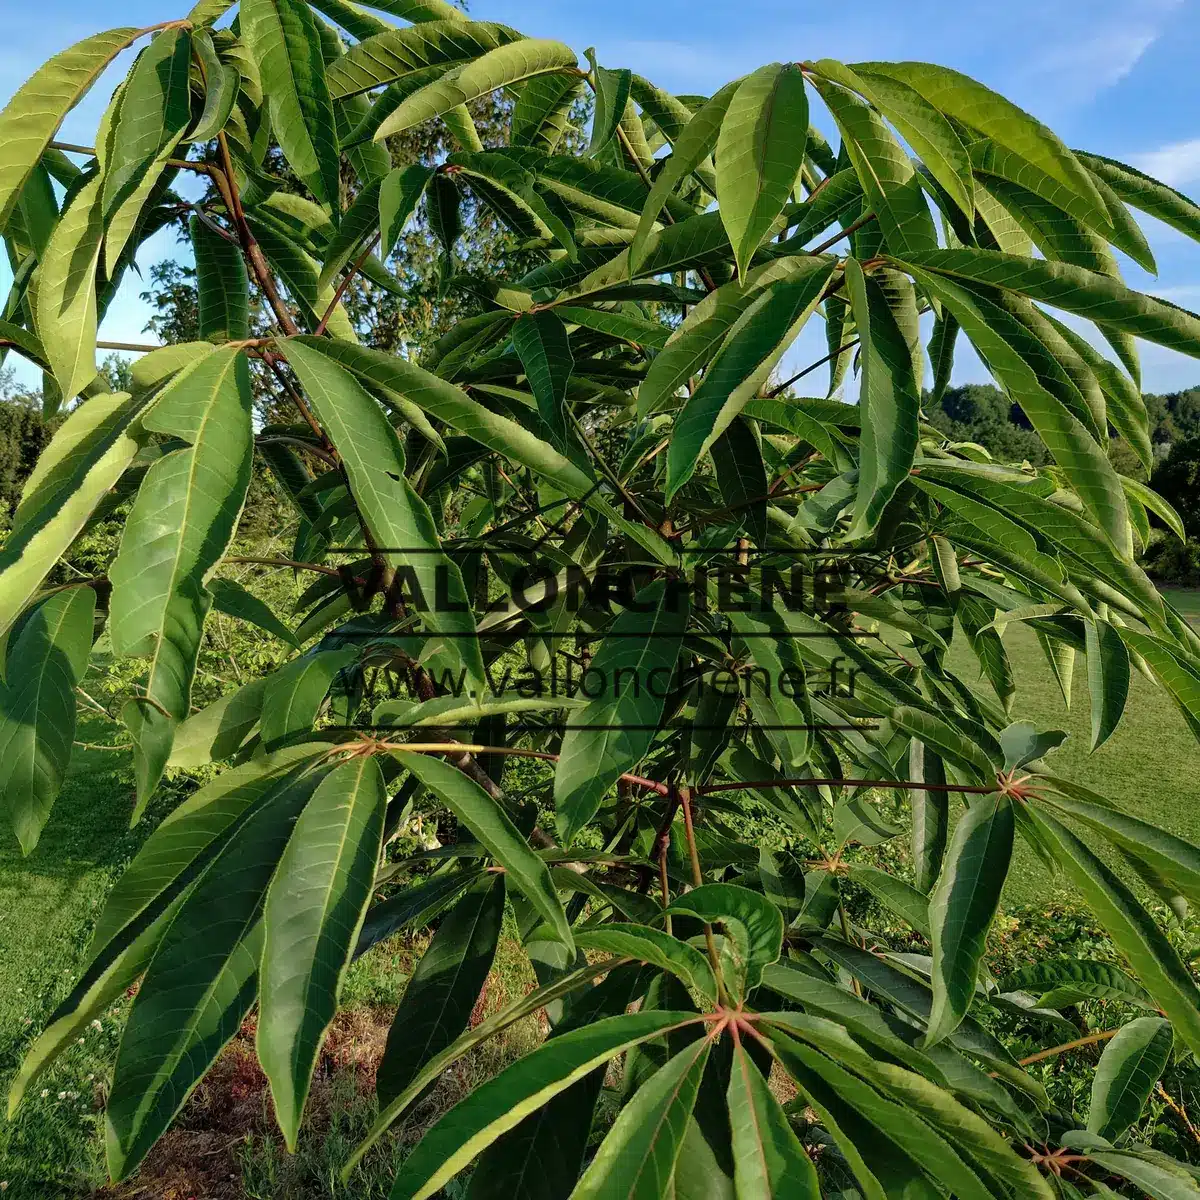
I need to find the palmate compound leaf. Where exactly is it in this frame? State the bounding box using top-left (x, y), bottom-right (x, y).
top-left (715, 63), bottom-right (809, 280)
top-left (241, 0), bottom-right (341, 210)
top-left (385, 1010), bottom-right (701, 1200)
top-left (1088, 1017), bottom-right (1173, 1142)
top-left (108, 347), bottom-right (254, 814)
top-left (106, 760), bottom-right (331, 1181)
top-left (0, 586), bottom-right (95, 853)
top-left (281, 338), bottom-right (486, 688)
top-left (0, 25), bottom-right (140, 228)
top-left (375, 873), bottom-right (505, 1107)
top-left (554, 579), bottom-right (689, 843)
top-left (259, 756), bottom-right (387, 1148)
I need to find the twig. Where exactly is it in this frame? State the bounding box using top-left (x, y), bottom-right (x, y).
top-left (223, 555), bottom-right (343, 578)
top-left (316, 235), bottom-right (380, 336)
top-left (1017, 1029), bottom-right (1119, 1067)
top-left (97, 341), bottom-right (162, 353)
top-left (769, 339), bottom-right (860, 398)
top-left (807, 211), bottom-right (876, 256)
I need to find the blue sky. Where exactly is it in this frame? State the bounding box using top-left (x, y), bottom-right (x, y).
top-left (5, 0), bottom-right (1200, 395)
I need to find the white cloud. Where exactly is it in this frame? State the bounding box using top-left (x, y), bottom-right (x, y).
top-left (1025, 26), bottom-right (1159, 106)
top-left (1133, 139), bottom-right (1200, 188)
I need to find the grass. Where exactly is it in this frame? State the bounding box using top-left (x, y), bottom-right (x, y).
top-left (1, 591), bottom-right (1197, 1194)
top-left (945, 587), bottom-right (1200, 906)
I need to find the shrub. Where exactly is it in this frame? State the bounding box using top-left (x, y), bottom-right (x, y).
top-left (3, 6), bottom-right (1200, 1197)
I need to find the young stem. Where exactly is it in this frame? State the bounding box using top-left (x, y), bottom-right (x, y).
top-left (1017, 1029), bottom-right (1119, 1066)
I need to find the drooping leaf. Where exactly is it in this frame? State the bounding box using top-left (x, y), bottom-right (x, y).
top-left (554, 579), bottom-right (689, 843)
top-left (191, 215), bottom-right (250, 343)
top-left (1085, 619), bottom-right (1130, 751)
top-left (631, 80), bottom-right (739, 274)
top-left (108, 348), bottom-right (254, 812)
top-left (105, 762), bottom-right (328, 1180)
top-left (374, 40), bottom-right (579, 141)
top-left (665, 259), bottom-right (836, 499)
top-left (927, 796), bottom-right (1013, 1045)
top-left (259, 756), bottom-right (386, 1147)
top-left (282, 338), bottom-right (485, 686)
top-left (716, 63), bottom-right (809, 278)
top-left (376, 873), bottom-right (505, 1107)
top-left (572, 925), bottom-right (717, 1003)
top-left (844, 258), bottom-right (920, 536)
top-left (379, 163), bottom-right (436, 257)
top-left (1088, 1017), bottom-right (1173, 1142)
top-left (385, 1010), bottom-right (700, 1200)
top-left (0, 586), bottom-right (95, 853)
top-left (102, 28), bottom-right (192, 217)
top-left (242, 0), bottom-right (341, 209)
top-left (393, 751), bottom-right (572, 951)
top-left (587, 53), bottom-right (631, 157)
top-left (0, 26), bottom-right (139, 227)
top-left (512, 309), bottom-right (573, 450)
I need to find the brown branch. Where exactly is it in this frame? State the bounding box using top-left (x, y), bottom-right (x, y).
top-left (1017, 1029), bottom-right (1119, 1067)
top-left (808, 211), bottom-right (876, 256)
top-left (223, 555), bottom-right (343, 578)
top-left (697, 777), bottom-right (1000, 797)
top-left (769, 339), bottom-right (860, 398)
top-left (96, 341), bottom-right (162, 353)
top-left (316, 236), bottom-right (380, 337)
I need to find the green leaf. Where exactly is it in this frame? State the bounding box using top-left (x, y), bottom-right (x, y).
top-left (379, 163), bottom-right (435, 256)
top-left (815, 60), bottom-right (973, 217)
top-left (727, 1041), bottom-right (822, 1198)
top-left (1028, 804), bottom-right (1200, 1060)
top-left (630, 80), bottom-right (739, 274)
top-left (386, 1010), bottom-right (699, 1200)
top-left (35, 173), bottom-right (104, 402)
top-left (554, 580), bottom-right (689, 842)
top-left (511, 71), bottom-right (584, 153)
top-left (572, 1037), bottom-right (711, 1200)
top-left (1083, 1150), bottom-right (1200, 1200)
top-left (209, 578), bottom-right (299, 649)
top-left (555, 305), bottom-right (670, 348)
top-left (282, 338), bottom-right (484, 686)
top-left (846, 865), bottom-right (931, 939)
top-left (1085, 619), bottom-right (1130, 751)
top-left (191, 216), bottom-right (249, 343)
top-left (1116, 629), bottom-right (1200, 735)
top-left (102, 28), bottom-right (191, 217)
top-left (89, 750), bottom-right (323, 957)
top-left (374, 40), bottom-right (579, 141)
top-left (711, 415), bottom-right (768, 544)
top-left (109, 348), bottom-right (254, 812)
top-left (638, 257), bottom-right (806, 418)
top-left (587, 54), bottom-right (631, 157)
top-left (356, 870), bottom-right (484, 960)
top-left (105, 762), bottom-right (328, 1180)
top-left (1000, 957), bottom-right (1154, 1010)
top-left (1088, 1017), bottom-right (1173, 1142)
top-left (927, 796), bottom-right (1013, 1045)
top-left (896, 246), bottom-right (1200, 361)
top-left (376, 873), bottom-right (505, 1107)
top-left (911, 739), bottom-right (949, 895)
top-left (843, 259), bottom-right (920, 536)
top-left (512, 309), bottom-right (572, 449)
top-left (242, 0), bottom-right (341, 208)
top-left (1079, 150), bottom-right (1200, 247)
top-left (665, 882), bottom-right (784, 996)
top-left (393, 751), bottom-right (572, 951)
top-left (189, 30), bottom-right (240, 144)
top-left (851, 60), bottom-right (1109, 230)
top-left (665, 258), bottom-right (835, 499)
top-left (0, 25), bottom-right (139, 228)
top-left (326, 20), bottom-right (517, 101)
top-left (809, 74), bottom-right (937, 254)
top-left (261, 647), bottom-right (358, 748)
top-left (259, 756), bottom-right (386, 1148)
top-left (0, 587), bottom-right (95, 853)
top-left (904, 271), bottom-right (1132, 553)
top-left (167, 677), bottom-right (268, 769)
top-left (373, 693), bottom-right (584, 730)
top-left (716, 63), bottom-right (809, 278)
top-left (572, 925), bottom-right (717, 1004)
top-left (889, 706), bottom-right (1000, 781)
